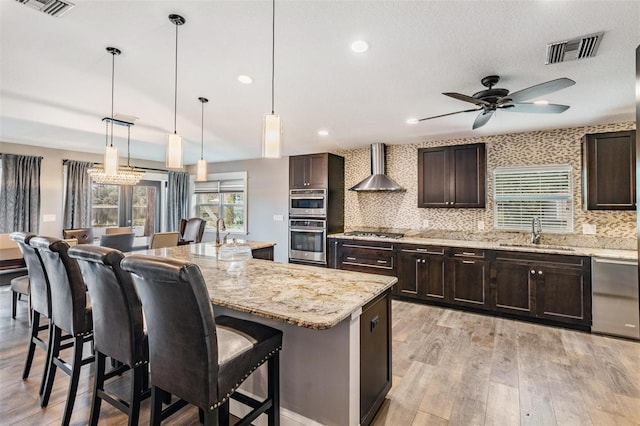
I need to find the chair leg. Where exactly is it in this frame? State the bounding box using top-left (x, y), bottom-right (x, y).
top-left (90, 352), bottom-right (106, 426)
top-left (40, 325), bottom-right (61, 407)
top-left (203, 410), bottom-right (219, 426)
top-left (219, 402), bottom-right (229, 426)
top-left (11, 290), bottom-right (18, 319)
top-left (22, 311), bottom-right (41, 379)
top-left (267, 352), bottom-right (280, 426)
top-left (61, 335), bottom-right (85, 426)
top-left (150, 386), bottom-right (163, 426)
top-left (39, 319), bottom-right (54, 397)
top-left (128, 364), bottom-right (145, 426)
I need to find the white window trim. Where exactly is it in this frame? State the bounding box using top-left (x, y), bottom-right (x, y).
top-left (493, 164), bottom-right (573, 233)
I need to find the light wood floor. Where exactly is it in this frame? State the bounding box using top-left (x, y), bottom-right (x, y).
top-left (372, 300), bottom-right (640, 426)
top-left (2, 286), bottom-right (639, 425)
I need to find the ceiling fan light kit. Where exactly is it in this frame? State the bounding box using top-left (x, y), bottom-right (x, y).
top-left (418, 75), bottom-right (575, 129)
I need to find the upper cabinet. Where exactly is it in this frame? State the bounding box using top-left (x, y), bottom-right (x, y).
top-left (418, 143), bottom-right (486, 208)
top-left (582, 130), bottom-right (636, 210)
top-left (290, 153), bottom-right (330, 188)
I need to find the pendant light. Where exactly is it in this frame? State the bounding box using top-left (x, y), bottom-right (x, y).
top-left (196, 97), bottom-right (208, 182)
top-left (166, 14), bottom-right (186, 169)
top-left (104, 46), bottom-right (120, 175)
top-left (262, 0), bottom-right (281, 158)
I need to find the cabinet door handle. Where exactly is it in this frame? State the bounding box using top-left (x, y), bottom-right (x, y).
top-left (538, 270), bottom-right (543, 275)
top-left (530, 270), bottom-right (536, 274)
top-left (462, 260), bottom-right (475, 264)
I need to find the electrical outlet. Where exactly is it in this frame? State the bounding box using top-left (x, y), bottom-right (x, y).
top-left (477, 220), bottom-right (485, 231)
top-left (582, 224), bottom-right (596, 235)
top-left (42, 214), bottom-right (56, 222)
top-left (273, 214), bottom-right (284, 222)
top-left (422, 219), bottom-right (429, 228)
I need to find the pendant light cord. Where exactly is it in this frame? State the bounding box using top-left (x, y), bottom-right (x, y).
top-left (110, 50), bottom-right (115, 147)
top-left (200, 101), bottom-right (204, 159)
top-left (271, 0), bottom-right (275, 114)
top-left (173, 22), bottom-right (179, 134)
top-left (127, 125), bottom-right (131, 167)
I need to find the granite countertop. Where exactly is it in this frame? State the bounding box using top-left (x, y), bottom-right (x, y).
top-left (330, 233), bottom-right (638, 261)
top-left (135, 242), bottom-right (397, 330)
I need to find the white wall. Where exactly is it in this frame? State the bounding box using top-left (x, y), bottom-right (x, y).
top-left (188, 157), bottom-right (289, 263)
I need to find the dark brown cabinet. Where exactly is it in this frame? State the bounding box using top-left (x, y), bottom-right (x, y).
top-left (290, 153), bottom-right (329, 188)
top-left (492, 251), bottom-right (591, 327)
top-left (418, 143), bottom-right (486, 208)
top-left (330, 239), bottom-right (396, 276)
top-left (449, 248), bottom-right (489, 309)
top-left (360, 290), bottom-right (392, 426)
top-left (396, 245), bottom-right (446, 301)
top-left (251, 246), bottom-right (274, 261)
top-left (583, 130), bottom-right (636, 210)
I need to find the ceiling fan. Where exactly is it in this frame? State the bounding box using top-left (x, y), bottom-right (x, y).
top-left (418, 75), bottom-right (576, 129)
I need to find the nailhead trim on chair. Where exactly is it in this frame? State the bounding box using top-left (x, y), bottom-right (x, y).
top-left (208, 346), bottom-right (282, 411)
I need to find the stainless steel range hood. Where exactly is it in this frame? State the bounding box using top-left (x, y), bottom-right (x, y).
top-left (350, 143), bottom-right (405, 192)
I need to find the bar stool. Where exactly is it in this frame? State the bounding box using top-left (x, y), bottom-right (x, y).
top-left (121, 254), bottom-right (282, 426)
top-left (69, 245), bottom-right (150, 426)
top-left (30, 236), bottom-right (94, 426)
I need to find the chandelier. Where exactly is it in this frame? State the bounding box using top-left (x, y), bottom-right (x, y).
top-left (88, 118), bottom-right (145, 185)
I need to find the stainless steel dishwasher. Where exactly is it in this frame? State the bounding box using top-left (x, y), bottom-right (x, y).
top-left (591, 257), bottom-right (639, 340)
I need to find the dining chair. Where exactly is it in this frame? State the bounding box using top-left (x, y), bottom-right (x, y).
top-left (105, 226), bottom-right (133, 235)
top-left (148, 232), bottom-right (179, 249)
top-left (69, 245), bottom-right (150, 426)
top-left (178, 217), bottom-right (206, 244)
top-left (100, 233), bottom-right (135, 252)
top-left (30, 236), bottom-right (94, 426)
top-left (121, 254), bottom-right (282, 426)
top-left (62, 228), bottom-right (94, 244)
top-left (10, 275), bottom-right (29, 319)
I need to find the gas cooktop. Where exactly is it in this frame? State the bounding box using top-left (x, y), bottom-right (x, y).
top-left (343, 231), bottom-right (405, 239)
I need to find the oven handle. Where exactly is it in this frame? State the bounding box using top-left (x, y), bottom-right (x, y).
top-left (290, 196), bottom-right (325, 200)
top-left (290, 228), bottom-right (325, 233)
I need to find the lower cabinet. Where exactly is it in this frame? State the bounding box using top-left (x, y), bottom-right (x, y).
top-left (360, 290), bottom-right (392, 426)
top-left (449, 248), bottom-right (489, 309)
top-left (396, 245), bottom-right (446, 301)
top-left (329, 238), bottom-right (397, 276)
top-left (492, 251), bottom-right (591, 326)
top-left (251, 246), bottom-right (274, 261)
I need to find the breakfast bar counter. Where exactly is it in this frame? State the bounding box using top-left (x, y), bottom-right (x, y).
top-left (137, 242), bottom-right (397, 426)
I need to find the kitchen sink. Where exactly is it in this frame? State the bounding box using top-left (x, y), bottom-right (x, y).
top-left (499, 243), bottom-right (575, 251)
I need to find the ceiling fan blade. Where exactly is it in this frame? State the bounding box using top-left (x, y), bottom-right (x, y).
top-left (472, 110), bottom-right (494, 129)
top-left (418, 107), bottom-right (481, 121)
top-left (502, 103), bottom-right (570, 114)
top-left (505, 77), bottom-right (575, 103)
top-left (443, 92), bottom-right (490, 106)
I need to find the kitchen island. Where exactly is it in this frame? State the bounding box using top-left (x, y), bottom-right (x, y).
top-left (137, 242), bottom-right (397, 426)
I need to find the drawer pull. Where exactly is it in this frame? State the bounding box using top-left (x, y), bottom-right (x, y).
top-left (377, 260), bottom-right (388, 264)
top-left (462, 252), bottom-right (477, 256)
top-left (463, 260), bottom-right (475, 264)
top-left (347, 257), bottom-right (356, 261)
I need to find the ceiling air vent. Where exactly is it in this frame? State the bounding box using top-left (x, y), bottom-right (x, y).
top-left (15, 0), bottom-right (75, 17)
top-left (545, 32), bottom-right (604, 64)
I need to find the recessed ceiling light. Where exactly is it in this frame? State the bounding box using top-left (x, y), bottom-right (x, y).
top-left (318, 130), bottom-right (329, 136)
top-left (533, 100), bottom-right (549, 105)
top-left (238, 75), bottom-right (253, 84)
top-left (351, 40), bottom-right (369, 53)
top-left (406, 118), bottom-right (419, 125)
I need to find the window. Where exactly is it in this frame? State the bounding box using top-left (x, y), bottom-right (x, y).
top-left (494, 165), bottom-right (573, 233)
top-left (193, 172), bottom-right (247, 234)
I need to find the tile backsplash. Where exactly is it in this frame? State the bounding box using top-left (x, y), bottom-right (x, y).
top-left (338, 121), bottom-right (636, 250)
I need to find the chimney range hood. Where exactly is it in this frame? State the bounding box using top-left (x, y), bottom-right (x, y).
top-left (349, 143), bottom-right (405, 192)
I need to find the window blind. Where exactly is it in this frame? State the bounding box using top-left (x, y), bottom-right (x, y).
top-left (494, 165), bottom-right (573, 232)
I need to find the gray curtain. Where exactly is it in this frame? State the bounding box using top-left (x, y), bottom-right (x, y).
top-left (0, 154), bottom-right (42, 233)
top-left (167, 171), bottom-right (189, 231)
top-left (63, 160), bottom-right (93, 229)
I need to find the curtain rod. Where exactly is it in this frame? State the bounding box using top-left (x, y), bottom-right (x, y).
top-left (62, 158), bottom-right (171, 174)
top-left (0, 153), bottom-right (44, 159)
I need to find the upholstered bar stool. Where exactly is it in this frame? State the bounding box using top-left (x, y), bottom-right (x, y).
top-left (30, 236), bottom-right (94, 426)
top-left (69, 245), bottom-right (150, 426)
top-left (10, 232), bottom-right (67, 395)
top-left (10, 274), bottom-right (29, 319)
top-left (121, 254), bottom-right (282, 426)
top-left (178, 217), bottom-right (206, 244)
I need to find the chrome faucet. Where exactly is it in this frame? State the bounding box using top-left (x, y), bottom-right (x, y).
top-left (531, 217), bottom-right (542, 244)
top-left (215, 217), bottom-right (226, 246)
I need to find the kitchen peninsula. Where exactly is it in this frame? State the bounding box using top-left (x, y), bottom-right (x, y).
top-left (137, 242), bottom-right (397, 426)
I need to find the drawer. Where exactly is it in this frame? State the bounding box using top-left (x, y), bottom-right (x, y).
top-left (399, 244), bottom-right (445, 256)
top-left (450, 248), bottom-right (485, 259)
top-left (341, 252), bottom-right (394, 271)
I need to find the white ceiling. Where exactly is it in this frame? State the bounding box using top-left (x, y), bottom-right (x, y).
top-left (1, 0), bottom-right (638, 165)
